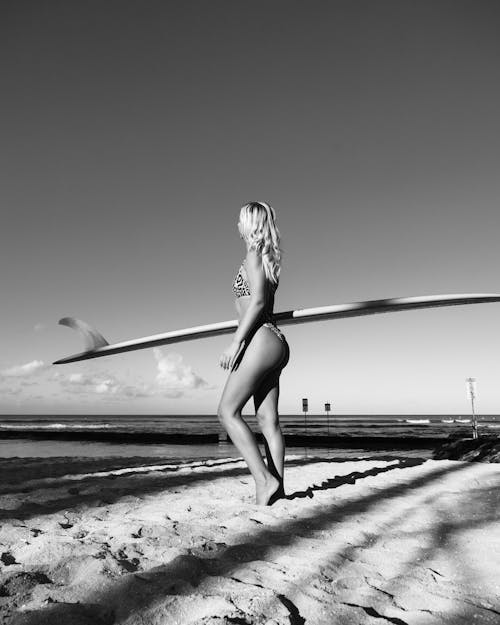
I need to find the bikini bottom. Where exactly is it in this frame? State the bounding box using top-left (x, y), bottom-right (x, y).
top-left (262, 322), bottom-right (287, 343)
top-left (262, 323), bottom-right (290, 372)
top-left (235, 322), bottom-right (289, 371)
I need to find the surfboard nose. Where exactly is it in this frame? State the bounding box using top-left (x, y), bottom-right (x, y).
top-left (58, 317), bottom-right (109, 351)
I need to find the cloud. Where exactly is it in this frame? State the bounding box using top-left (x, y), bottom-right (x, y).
top-left (1, 360), bottom-right (47, 377)
top-left (0, 359), bottom-right (50, 402)
top-left (51, 351), bottom-right (213, 402)
top-left (56, 370), bottom-right (156, 401)
top-left (153, 348), bottom-right (210, 393)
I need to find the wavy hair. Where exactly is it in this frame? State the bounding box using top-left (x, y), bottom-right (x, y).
top-left (238, 201), bottom-right (283, 286)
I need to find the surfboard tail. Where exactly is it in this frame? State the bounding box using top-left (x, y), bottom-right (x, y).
top-left (53, 318), bottom-right (240, 364)
top-left (57, 317), bottom-right (110, 352)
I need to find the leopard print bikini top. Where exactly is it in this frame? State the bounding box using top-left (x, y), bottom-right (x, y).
top-left (232, 260), bottom-right (278, 299)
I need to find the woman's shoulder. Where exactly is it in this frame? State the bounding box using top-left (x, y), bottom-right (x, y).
top-left (243, 249), bottom-right (262, 271)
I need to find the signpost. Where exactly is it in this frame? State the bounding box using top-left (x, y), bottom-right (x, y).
top-left (302, 398), bottom-right (308, 458)
top-left (302, 398), bottom-right (308, 436)
top-left (465, 378), bottom-right (478, 439)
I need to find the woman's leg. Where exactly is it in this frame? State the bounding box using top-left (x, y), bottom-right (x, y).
top-left (254, 341), bottom-right (289, 495)
top-left (217, 327), bottom-right (285, 505)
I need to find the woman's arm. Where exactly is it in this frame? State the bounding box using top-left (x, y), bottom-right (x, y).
top-left (233, 249), bottom-right (266, 344)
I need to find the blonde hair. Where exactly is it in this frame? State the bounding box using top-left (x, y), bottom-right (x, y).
top-left (238, 201), bottom-right (283, 286)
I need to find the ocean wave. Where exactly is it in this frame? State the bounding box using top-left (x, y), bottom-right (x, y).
top-left (0, 423), bottom-right (114, 430)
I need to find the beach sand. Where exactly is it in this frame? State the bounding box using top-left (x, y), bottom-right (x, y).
top-left (1, 453), bottom-right (499, 624)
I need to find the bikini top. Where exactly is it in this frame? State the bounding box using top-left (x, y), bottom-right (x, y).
top-left (232, 260), bottom-right (278, 299)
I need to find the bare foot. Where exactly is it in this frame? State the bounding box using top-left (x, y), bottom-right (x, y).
top-left (255, 474), bottom-right (281, 506)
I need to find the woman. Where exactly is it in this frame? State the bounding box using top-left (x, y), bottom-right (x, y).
top-left (217, 201), bottom-right (290, 506)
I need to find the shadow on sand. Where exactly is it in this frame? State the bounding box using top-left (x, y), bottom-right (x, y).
top-left (7, 455), bottom-right (499, 624)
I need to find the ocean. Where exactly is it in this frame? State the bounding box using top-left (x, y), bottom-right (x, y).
top-left (0, 413), bottom-right (498, 461)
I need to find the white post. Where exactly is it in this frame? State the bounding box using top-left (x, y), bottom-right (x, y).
top-left (465, 378), bottom-right (478, 439)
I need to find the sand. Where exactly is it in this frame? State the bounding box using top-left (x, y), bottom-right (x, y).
top-left (1, 453), bottom-right (499, 625)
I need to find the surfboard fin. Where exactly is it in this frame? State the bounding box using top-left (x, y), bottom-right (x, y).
top-left (58, 317), bottom-right (110, 352)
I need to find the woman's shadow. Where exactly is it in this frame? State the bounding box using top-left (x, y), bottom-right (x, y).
top-left (281, 457), bottom-right (426, 502)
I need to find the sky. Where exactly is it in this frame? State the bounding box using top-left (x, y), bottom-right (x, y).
top-left (1, 0), bottom-right (499, 415)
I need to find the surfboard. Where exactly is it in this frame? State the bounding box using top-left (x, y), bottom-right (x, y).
top-left (52, 293), bottom-right (500, 365)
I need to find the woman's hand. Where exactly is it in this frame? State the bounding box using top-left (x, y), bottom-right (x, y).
top-left (219, 339), bottom-right (245, 371)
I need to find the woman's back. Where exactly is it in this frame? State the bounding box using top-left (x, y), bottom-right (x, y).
top-left (232, 259), bottom-right (278, 323)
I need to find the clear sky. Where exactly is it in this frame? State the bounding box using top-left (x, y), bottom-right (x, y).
top-left (1, 0), bottom-right (499, 415)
